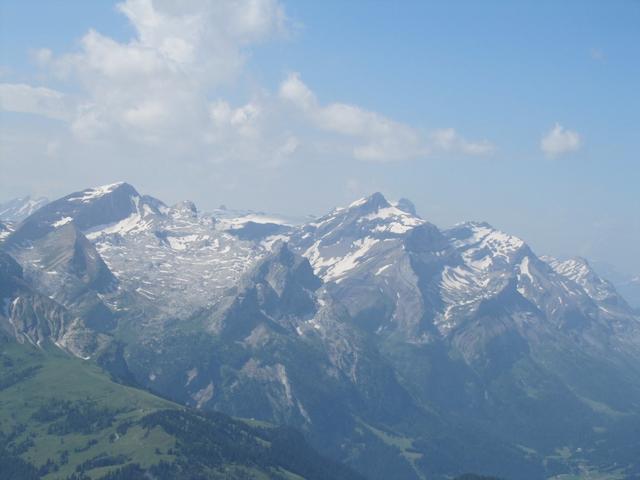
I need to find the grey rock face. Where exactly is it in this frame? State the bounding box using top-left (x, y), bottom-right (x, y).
top-left (7, 223), bottom-right (119, 334)
top-left (0, 252), bottom-right (106, 356)
top-left (395, 197), bottom-right (418, 216)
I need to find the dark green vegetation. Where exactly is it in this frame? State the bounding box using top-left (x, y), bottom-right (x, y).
top-left (0, 340), bottom-right (363, 480)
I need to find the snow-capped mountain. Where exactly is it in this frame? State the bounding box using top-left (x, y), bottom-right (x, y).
top-left (88, 195), bottom-right (266, 317)
top-left (286, 193), bottom-right (454, 340)
top-left (0, 195), bottom-right (49, 222)
top-left (440, 222), bottom-right (619, 335)
top-left (3, 182), bottom-right (275, 319)
top-left (3, 182), bottom-right (640, 480)
top-left (4, 182), bottom-right (164, 247)
top-left (5, 182), bottom-right (638, 362)
top-left (545, 256), bottom-right (635, 315)
top-left (284, 194), bottom-right (639, 349)
top-left (291, 192), bottom-right (426, 282)
top-left (439, 221), bottom-right (534, 331)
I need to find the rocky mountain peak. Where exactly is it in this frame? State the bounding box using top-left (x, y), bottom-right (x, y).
top-left (172, 200), bottom-right (198, 216)
top-left (348, 192), bottom-right (391, 212)
top-left (545, 256), bottom-right (631, 310)
top-left (169, 200), bottom-right (199, 223)
top-left (445, 221), bottom-right (529, 263)
top-left (394, 197), bottom-right (418, 216)
top-left (254, 242), bottom-right (321, 295)
top-left (66, 181), bottom-right (135, 200)
top-left (3, 182), bottom-right (170, 248)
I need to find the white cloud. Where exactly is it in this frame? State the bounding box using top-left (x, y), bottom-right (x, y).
top-left (3, 0), bottom-right (494, 169)
top-left (0, 83), bottom-right (72, 120)
top-left (32, 48), bottom-right (53, 67)
top-left (38, 0), bottom-right (288, 149)
top-left (279, 72), bottom-right (316, 110)
top-left (430, 128), bottom-right (494, 156)
top-left (279, 73), bottom-right (492, 162)
top-left (540, 123), bottom-right (581, 157)
top-left (280, 72), bottom-right (424, 161)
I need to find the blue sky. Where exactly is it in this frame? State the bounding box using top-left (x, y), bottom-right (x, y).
top-left (0, 0), bottom-right (638, 274)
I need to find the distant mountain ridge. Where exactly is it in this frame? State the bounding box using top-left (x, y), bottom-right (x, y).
top-left (0, 195), bottom-right (49, 222)
top-left (591, 261), bottom-right (640, 310)
top-left (2, 182), bottom-right (640, 480)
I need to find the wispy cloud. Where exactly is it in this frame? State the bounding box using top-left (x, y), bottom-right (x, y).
top-left (279, 72), bottom-right (494, 162)
top-left (590, 48), bottom-right (605, 62)
top-left (279, 72), bottom-right (426, 161)
top-left (429, 128), bottom-right (495, 156)
top-left (540, 123), bottom-right (582, 158)
top-left (0, 83), bottom-right (73, 120)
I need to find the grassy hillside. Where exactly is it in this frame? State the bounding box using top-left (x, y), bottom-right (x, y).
top-left (0, 340), bottom-right (362, 480)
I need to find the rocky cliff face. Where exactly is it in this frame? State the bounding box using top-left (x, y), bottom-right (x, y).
top-left (0, 252), bottom-right (107, 357)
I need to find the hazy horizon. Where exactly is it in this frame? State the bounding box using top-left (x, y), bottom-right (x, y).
top-left (1, 0), bottom-right (639, 274)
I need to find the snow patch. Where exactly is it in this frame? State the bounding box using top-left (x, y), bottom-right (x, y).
top-left (166, 234), bottom-right (199, 251)
top-left (324, 237), bottom-right (380, 282)
top-left (67, 182), bottom-right (126, 203)
top-left (193, 382), bottom-right (214, 409)
top-left (85, 213), bottom-right (151, 239)
top-left (186, 367), bottom-right (198, 386)
top-left (375, 264), bottom-right (392, 275)
top-left (52, 216), bottom-right (73, 228)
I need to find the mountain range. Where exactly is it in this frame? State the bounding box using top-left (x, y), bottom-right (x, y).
top-left (0, 196), bottom-right (49, 223)
top-left (2, 182), bottom-right (640, 480)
